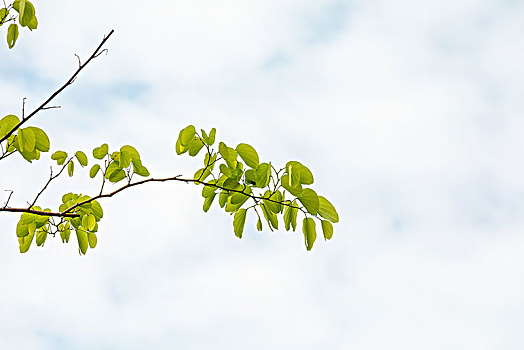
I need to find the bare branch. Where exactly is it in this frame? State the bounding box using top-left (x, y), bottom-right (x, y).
top-left (0, 30), bottom-right (115, 144)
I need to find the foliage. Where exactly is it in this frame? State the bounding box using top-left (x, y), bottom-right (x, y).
top-left (0, 0), bottom-right (38, 49)
top-left (0, 1), bottom-right (339, 255)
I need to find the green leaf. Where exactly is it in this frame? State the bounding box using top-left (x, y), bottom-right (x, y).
top-left (18, 229), bottom-right (34, 253)
top-left (16, 220), bottom-right (29, 237)
top-left (201, 129), bottom-right (209, 144)
top-left (51, 150), bottom-right (68, 165)
top-left (119, 150), bottom-right (132, 168)
top-left (60, 228), bottom-right (71, 243)
top-left (36, 227), bottom-right (47, 247)
top-left (194, 167), bottom-right (211, 182)
top-left (208, 128), bottom-right (216, 145)
top-left (90, 200), bottom-right (104, 220)
top-left (202, 182), bottom-right (217, 198)
top-left (179, 125), bottom-right (196, 147)
top-left (18, 0), bottom-right (35, 28)
top-left (255, 163), bottom-right (271, 188)
top-left (0, 8), bottom-right (9, 25)
top-left (120, 145), bottom-right (140, 161)
top-left (93, 144), bottom-right (108, 159)
top-left (82, 214), bottom-right (96, 231)
top-left (260, 203), bottom-right (278, 230)
top-left (131, 158), bottom-right (150, 177)
top-left (105, 162), bottom-right (120, 179)
top-left (76, 229), bottom-right (88, 255)
top-left (298, 189), bottom-right (319, 215)
top-left (256, 217), bottom-right (263, 231)
top-left (67, 161), bottom-right (74, 177)
top-left (219, 142), bottom-right (238, 167)
top-left (290, 202), bottom-right (298, 231)
top-left (286, 161), bottom-right (314, 185)
top-left (88, 232), bottom-right (97, 248)
top-left (27, 13), bottom-right (37, 30)
top-left (230, 186), bottom-right (252, 205)
top-left (108, 169), bottom-right (126, 183)
top-left (218, 191), bottom-right (229, 208)
top-left (7, 23), bottom-right (18, 49)
top-left (263, 190), bottom-right (282, 213)
top-left (318, 196), bottom-right (339, 223)
top-left (321, 220), bottom-right (333, 240)
top-left (188, 137), bottom-right (205, 156)
top-left (302, 217), bottom-right (316, 251)
top-left (281, 174), bottom-right (303, 197)
top-left (89, 164), bottom-right (101, 178)
top-left (245, 169), bottom-right (256, 185)
top-left (233, 209), bottom-right (247, 238)
top-left (0, 115), bottom-right (19, 137)
top-left (283, 202), bottom-right (292, 231)
top-left (18, 127), bottom-right (35, 153)
top-left (25, 127), bottom-right (49, 152)
top-left (175, 138), bottom-right (189, 155)
top-left (203, 192), bottom-right (216, 212)
top-left (75, 151), bottom-right (88, 167)
top-left (236, 143), bottom-right (259, 168)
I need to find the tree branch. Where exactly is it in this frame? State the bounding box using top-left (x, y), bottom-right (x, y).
top-left (0, 30), bottom-right (115, 144)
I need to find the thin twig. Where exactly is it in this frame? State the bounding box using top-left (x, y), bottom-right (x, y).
top-left (0, 30), bottom-right (115, 144)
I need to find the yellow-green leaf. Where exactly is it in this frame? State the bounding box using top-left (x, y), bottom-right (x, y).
top-left (318, 196), bottom-right (339, 223)
top-left (233, 209), bottom-right (247, 238)
top-left (302, 217), bottom-right (316, 251)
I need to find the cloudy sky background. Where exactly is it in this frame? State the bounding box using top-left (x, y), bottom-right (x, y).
top-left (1, 0), bottom-right (523, 348)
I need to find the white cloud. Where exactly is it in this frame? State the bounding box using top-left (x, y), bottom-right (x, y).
top-left (1, 0), bottom-right (524, 349)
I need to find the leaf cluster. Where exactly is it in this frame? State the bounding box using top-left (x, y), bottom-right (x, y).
top-left (0, 0), bottom-right (38, 49)
top-left (175, 125), bottom-right (339, 250)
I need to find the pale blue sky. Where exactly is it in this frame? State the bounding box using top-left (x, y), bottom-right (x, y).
top-left (1, 0), bottom-right (524, 349)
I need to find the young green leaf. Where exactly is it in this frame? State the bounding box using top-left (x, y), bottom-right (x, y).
top-left (263, 190), bottom-right (282, 213)
top-left (76, 229), bottom-right (88, 255)
top-left (18, 127), bottom-right (35, 153)
top-left (120, 145), bottom-right (140, 161)
top-left (208, 128), bottom-right (216, 145)
top-left (188, 137), bottom-right (205, 156)
top-left (18, 229), bottom-right (34, 253)
top-left (321, 220), bottom-right (333, 240)
top-left (298, 189), bottom-right (319, 215)
top-left (25, 127), bottom-right (49, 152)
top-left (203, 192), bottom-right (216, 212)
top-left (119, 149), bottom-right (132, 168)
top-left (283, 202), bottom-right (292, 231)
top-left (7, 23), bottom-right (19, 49)
top-left (260, 203), bottom-right (278, 230)
top-left (255, 163), bottom-right (271, 188)
top-left (218, 191), bottom-right (229, 208)
top-left (51, 150), bottom-right (68, 165)
top-left (256, 217), bottom-right (263, 231)
top-left (286, 161), bottom-right (314, 185)
top-left (0, 115), bottom-right (19, 137)
top-left (108, 169), bottom-right (126, 183)
top-left (302, 217), bottom-right (317, 251)
top-left (36, 228), bottom-right (47, 246)
top-left (88, 232), bottom-right (97, 248)
top-left (179, 125), bottom-right (196, 147)
top-left (89, 164), bottom-right (101, 178)
top-left (318, 196), bottom-right (339, 223)
top-left (233, 209), bottom-right (247, 238)
top-left (67, 161), bottom-right (74, 177)
top-left (131, 158), bottom-right (150, 177)
top-left (75, 151), bottom-right (88, 166)
top-left (236, 143), bottom-right (259, 169)
top-left (82, 214), bottom-right (96, 231)
top-left (93, 144), bottom-right (108, 159)
top-left (90, 200), bottom-right (104, 220)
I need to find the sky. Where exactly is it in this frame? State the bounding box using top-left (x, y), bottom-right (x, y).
top-left (1, 0), bottom-right (524, 348)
